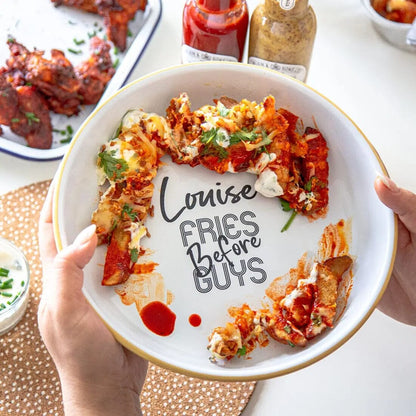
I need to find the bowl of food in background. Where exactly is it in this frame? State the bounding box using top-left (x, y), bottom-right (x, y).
top-left (362, 0), bottom-right (416, 52)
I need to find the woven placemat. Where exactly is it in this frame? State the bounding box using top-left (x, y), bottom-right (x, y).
top-left (0, 180), bottom-right (256, 416)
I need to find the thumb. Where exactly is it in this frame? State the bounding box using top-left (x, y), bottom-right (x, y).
top-left (64, 224), bottom-right (98, 269)
top-left (46, 224), bottom-right (98, 291)
top-left (40, 224), bottom-right (98, 317)
top-left (375, 176), bottom-right (416, 235)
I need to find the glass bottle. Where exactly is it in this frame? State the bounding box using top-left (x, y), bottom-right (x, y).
top-left (248, 0), bottom-right (316, 82)
top-left (182, 0), bottom-right (249, 63)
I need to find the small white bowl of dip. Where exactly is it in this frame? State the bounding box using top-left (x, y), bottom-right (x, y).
top-left (0, 237), bottom-right (30, 335)
top-left (362, 0), bottom-right (416, 52)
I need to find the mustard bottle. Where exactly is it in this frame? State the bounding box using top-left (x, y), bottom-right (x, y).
top-left (248, 0), bottom-right (316, 82)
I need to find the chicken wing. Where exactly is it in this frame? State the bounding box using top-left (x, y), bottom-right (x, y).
top-left (75, 36), bottom-right (115, 105)
top-left (0, 74), bottom-right (53, 149)
top-left (52, 0), bottom-right (147, 51)
top-left (5, 38), bottom-right (82, 116)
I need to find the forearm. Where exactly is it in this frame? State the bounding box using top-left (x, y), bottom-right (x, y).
top-left (60, 377), bottom-right (143, 416)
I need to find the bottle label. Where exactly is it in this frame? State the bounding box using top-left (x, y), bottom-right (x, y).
top-left (248, 56), bottom-right (307, 82)
top-left (182, 44), bottom-right (238, 63)
top-left (279, 0), bottom-right (296, 10)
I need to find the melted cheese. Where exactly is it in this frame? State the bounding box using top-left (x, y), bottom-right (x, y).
top-left (128, 222), bottom-right (147, 251)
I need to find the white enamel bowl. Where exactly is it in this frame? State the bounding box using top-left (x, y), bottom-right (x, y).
top-left (53, 62), bottom-right (396, 381)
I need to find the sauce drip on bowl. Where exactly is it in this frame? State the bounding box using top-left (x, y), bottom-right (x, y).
top-left (139, 301), bottom-right (176, 336)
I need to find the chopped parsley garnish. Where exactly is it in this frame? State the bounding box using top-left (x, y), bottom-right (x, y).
top-left (284, 325), bottom-right (292, 334)
top-left (11, 118), bottom-right (20, 123)
top-left (229, 129), bottom-right (258, 144)
top-left (287, 341), bottom-right (296, 348)
top-left (237, 346), bottom-right (247, 357)
top-left (121, 204), bottom-right (137, 221)
top-left (200, 126), bottom-right (269, 160)
top-left (98, 150), bottom-right (128, 180)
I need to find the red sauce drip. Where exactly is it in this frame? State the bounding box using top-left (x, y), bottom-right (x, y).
top-left (182, 0), bottom-right (249, 62)
top-left (139, 301), bottom-right (176, 336)
top-left (189, 313), bottom-right (202, 327)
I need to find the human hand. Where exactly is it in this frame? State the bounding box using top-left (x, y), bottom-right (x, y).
top-left (374, 176), bottom-right (416, 326)
top-left (37, 183), bottom-right (148, 416)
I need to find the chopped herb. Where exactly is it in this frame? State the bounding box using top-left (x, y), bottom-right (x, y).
top-left (121, 204), bottom-right (137, 221)
top-left (113, 58), bottom-right (120, 69)
top-left (25, 112), bottom-right (40, 125)
top-left (67, 48), bottom-right (82, 55)
top-left (279, 198), bottom-right (292, 212)
top-left (237, 346), bottom-right (247, 357)
top-left (0, 303), bottom-right (5, 310)
top-left (229, 129), bottom-right (258, 144)
top-left (311, 314), bottom-right (322, 326)
top-left (98, 150), bottom-right (128, 180)
top-left (130, 248), bottom-right (139, 263)
top-left (127, 29), bottom-right (133, 37)
top-left (201, 127), bottom-right (219, 145)
top-left (1, 292), bottom-right (13, 297)
top-left (0, 267), bottom-right (10, 277)
top-left (217, 101), bottom-right (230, 117)
top-left (200, 128), bottom-right (229, 160)
top-left (88, 30), bottom-right (97, 38)
top-left (0, 278), bottom-right (13, 290)
top-left (110, 219), bottom-right (118, 233)
top-left (11, 118), bottom-right (20, 123)
top-left (21, 280), bottom-right (25, 287)
top-left (113, 46), bottom-right (119, 55)
top-left (73, 38), bottom-right (85, 46)
top-left (283, 325), bottom-right (292, 334)
top-left (287, 341), bottom-right (296, 348)
top-left (54, 125), bottom-right (73, 143)
top-left (68, 20), bottom-right (76, 25)
top-left (305, 176), bottom-right (316, 192)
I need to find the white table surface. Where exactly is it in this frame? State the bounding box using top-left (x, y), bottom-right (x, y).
top-left (1, 0), bottom-right (415, 415)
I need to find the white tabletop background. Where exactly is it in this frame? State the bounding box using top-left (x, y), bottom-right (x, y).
top-left (0, 1), bottom-right (415, 415)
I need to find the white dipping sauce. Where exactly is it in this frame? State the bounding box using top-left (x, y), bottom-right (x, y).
top-left (0, 237), bottom-right (30, 335)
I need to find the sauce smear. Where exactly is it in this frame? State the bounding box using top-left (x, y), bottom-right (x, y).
top-left (189, 313), bottom-right (202, 327)
top-left (140, 301), bottom-right (176, 336)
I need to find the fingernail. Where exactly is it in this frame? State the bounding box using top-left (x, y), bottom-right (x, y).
top-left (378, 175), bottom-right (400, 193)
top-left (73, 224), bottom-right (97, 247)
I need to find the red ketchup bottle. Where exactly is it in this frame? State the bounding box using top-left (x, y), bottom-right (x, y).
top-left (182, 0), bottom-right (249, 63)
